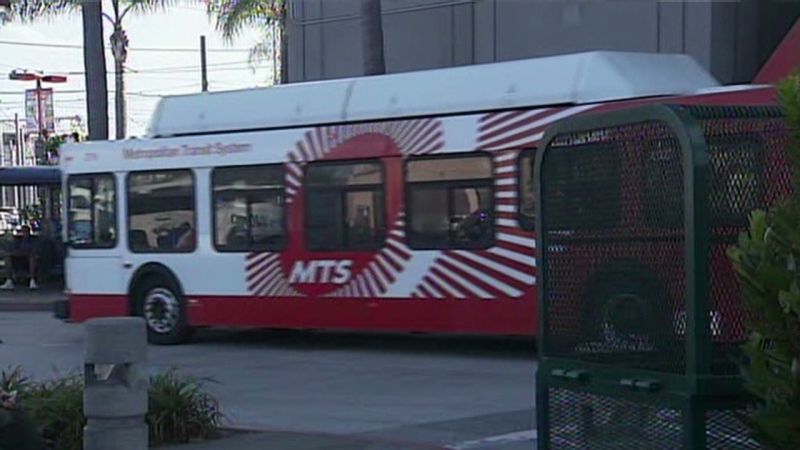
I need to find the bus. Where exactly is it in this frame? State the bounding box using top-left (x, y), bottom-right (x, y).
top-left (61, 39), bottom-right (799, 344)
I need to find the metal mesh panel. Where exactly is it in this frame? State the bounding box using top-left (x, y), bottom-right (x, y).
top-left (692, 107), bottom-right (791, 375)
top-left (541, 121), bottom-right (686, 373)
top-left (547, 388), bottom-right (683, 449)
top-left (546, 389), bottom-right (761, 449)
top-left (705, 409), bottom-right (760, 449)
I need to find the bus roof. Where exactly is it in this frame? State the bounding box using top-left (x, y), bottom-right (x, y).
top-left (147, 51), bottom-right (719, 138)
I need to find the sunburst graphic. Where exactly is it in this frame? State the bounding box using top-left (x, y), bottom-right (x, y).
top-left (410, 149), bottom-right (538, 300)
top-left (284, 119), bottom-right (444, 203)
top-left (325, 214), bottom-right (412, 298)
top-left (407, 106), bottom-right (598, 300)
top-left (245, 252), bottom-right (303, 297)
top-left (245, 119), bottom-right (444, 298)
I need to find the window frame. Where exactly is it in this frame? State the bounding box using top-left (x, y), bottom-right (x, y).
top-left (126, 168), bottom-right (197, 254)
top-left (404, 151), bottom-right (496, 250)
top-left (210, 163), bottom-right (287, 253)
top-left (304, 158), bottom-right (387, 252)
top-left (516, 148), bottom-right (537, 231)
top-left (66, 172), bottom-right (118, 250)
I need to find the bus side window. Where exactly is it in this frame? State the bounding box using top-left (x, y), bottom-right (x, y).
top-left (406, 153), bottom-right (494, 250)
top-left (305, 160), bottom-right (385, 251)
top-left (67, 173), bottom-right (117, 249)
top-left (127, 170), bottom-right (196, 253)
top-left (212, 164), bottom-right (286, 252)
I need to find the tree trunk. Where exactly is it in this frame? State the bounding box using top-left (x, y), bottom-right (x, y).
top-left (114, 58), bottom-right (126, 139)
top-left (360, 0), bottom-right (385, 76)
top-left (279, 15), bottom-right (288, 84)
top-left (81, 1), bottom-right (109, 140)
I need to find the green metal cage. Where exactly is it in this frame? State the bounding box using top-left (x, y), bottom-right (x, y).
top-left (535, 104), bottom-right (790, 449)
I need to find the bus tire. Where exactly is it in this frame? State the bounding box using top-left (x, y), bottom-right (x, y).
top-left (582, 267), bottom-right (674, 356)
top-left (133, 275), bottom-right (192, 345)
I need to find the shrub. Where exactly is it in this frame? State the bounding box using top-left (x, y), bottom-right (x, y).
top-left (19, 375), bottom-right (84, 450)
top-left (728, 75), bottom-right (800, 449)
top-left (0, 367), bottom-right (222, 450)
top-left (148, 370), bottom-right (222, 445)
top-left (0, 366), bottom-right (45, 450)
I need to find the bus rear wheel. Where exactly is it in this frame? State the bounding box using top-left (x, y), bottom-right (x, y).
top-left (133, 276), bottom-right (192, 345)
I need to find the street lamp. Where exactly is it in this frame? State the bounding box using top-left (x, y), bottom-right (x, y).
top-left (8, 69), bottom-right (67, 163)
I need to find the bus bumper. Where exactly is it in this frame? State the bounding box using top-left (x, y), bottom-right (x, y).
top-left (53, 299), bottom-right (70, 320)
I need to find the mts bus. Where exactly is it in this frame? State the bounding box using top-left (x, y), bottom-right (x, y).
top-left (61, 39), bottom-right (799, 344)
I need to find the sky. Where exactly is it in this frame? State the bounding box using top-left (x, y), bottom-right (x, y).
top-left (0, 1), bottom-right (272, 138)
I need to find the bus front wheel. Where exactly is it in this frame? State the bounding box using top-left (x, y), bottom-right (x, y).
top-left (133, 276), bottom-right (192, 345)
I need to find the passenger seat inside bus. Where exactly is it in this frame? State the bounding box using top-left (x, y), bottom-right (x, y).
top-left (129, 230), bottom-right (150, 250)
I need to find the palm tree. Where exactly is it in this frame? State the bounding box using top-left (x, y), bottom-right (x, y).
top-left (206, 0), bottom-right (287, 84)
top-left (11, 0), bottom-right (177, 139)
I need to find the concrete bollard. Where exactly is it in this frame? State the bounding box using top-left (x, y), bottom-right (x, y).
top-left (83, 317), bottom-right (148, 450)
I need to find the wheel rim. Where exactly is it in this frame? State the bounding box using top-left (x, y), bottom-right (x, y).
top-left (600, 293), bottom-right (652, 349)
top-left (143, 287), bottom-right (180, 334)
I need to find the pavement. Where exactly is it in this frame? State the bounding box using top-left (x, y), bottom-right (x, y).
top-left (161, 429), bottom-right (455, 450)
top-left (0, 286), bottom-right (63, 312)
top-left (1, 311), bottom-right (537, 450)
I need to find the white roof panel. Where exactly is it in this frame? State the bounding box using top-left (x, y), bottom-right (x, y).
top-left (148, 51), bottom-right (720, 137)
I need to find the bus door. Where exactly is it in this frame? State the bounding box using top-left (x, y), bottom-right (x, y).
top-left (65, 173), bottom-right (125, 295)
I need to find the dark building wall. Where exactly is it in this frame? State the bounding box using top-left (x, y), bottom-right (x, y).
top-left (286, 0), bottom-right (800, 85)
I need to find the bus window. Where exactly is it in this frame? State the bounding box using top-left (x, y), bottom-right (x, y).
top-left (127, 170), bottom-right (195, 253)
top-left (212, 164), bottom-right (285, 251)
top-left (517, 149), bottom-right (536, 230)
top-left (406, 154), bottom-right (494, 249)
top-left (67, 173), bottom-right (117, 248)
top-left (305, 161), bottom-right (385, 251)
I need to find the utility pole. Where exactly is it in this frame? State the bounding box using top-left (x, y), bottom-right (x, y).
top-left (82, 0), bottom-right (109, 141)
top-left (0, 118), bottom-right (5, 208)
top-left (13, 113), bottom-right (19, 208)
top-left (360, 0), bottom-right (386, 76)
top-left (200, 35), bottom-right (209, 92)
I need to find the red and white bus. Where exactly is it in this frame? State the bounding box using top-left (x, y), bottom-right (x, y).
top-left (61, 33), bottom-right (799, 343)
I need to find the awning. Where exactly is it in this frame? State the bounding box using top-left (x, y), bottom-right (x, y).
top-left (0, 167), bottom-right (61, 186)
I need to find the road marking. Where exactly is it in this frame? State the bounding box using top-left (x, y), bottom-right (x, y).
top-left (448, 429), bottom-right (537, 449)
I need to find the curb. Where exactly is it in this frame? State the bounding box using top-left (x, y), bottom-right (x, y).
top-left (0, 302), bottom-right (55, 312)
top-left (219, 425), bottom-right (452, 450)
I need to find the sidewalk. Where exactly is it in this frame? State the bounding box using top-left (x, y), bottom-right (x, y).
top-left (0, 288), bottom-right (63, 312)
top-left (161, 429), bottom-right (450, 450)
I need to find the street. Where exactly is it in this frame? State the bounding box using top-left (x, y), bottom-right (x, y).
top-left (0, 311), bottom-right (536, 449)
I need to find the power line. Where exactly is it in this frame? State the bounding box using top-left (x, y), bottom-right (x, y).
top-left (60, 65), bottom-right (258, 77)
top-left (13, 60), bottom-right (257, 76)
top-left (0, 38), bottom-right (250, 53)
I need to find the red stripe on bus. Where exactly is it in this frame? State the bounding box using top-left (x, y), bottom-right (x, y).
top-left (478, 110), bottom-right (528, 132)
top-left (67, 294), bottom-right (536, 335)
top-left (69, 294), bottom-right (129, 321)
top-left (479, 109), bottom-right (558, 143)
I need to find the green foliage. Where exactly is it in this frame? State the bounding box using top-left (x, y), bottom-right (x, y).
top-left (206, 0), bottom-right (286, 82)
top-left (0, 366), bottom-right (45, 450)
top-left (147, 370), bottom-right (222, 445)
top-left (206, 0), bottom-right (285, 40)
top-left (728, 74), bottom-right (800, 449)
top-left (782, 74), bottom-right (800, 195)
top-left (3, 0), bottom-right (78, 22)
top-left (0, 367), bottom-right (222, 450)
top-left (19, 375), bottom-right (85, 450)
